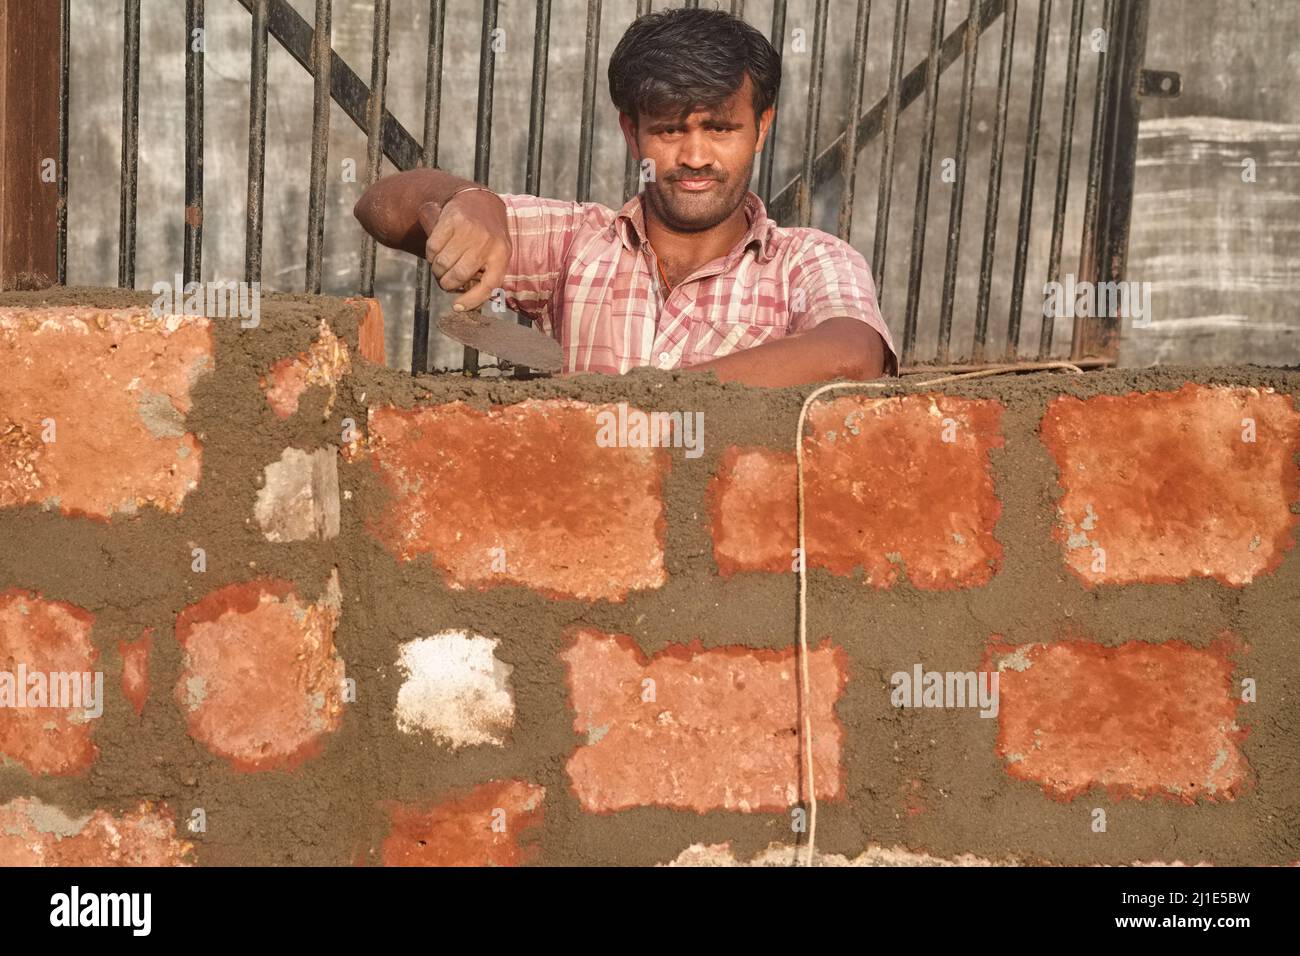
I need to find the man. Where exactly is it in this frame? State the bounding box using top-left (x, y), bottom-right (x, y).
top-left (354, 7), bottom-right (897, 387)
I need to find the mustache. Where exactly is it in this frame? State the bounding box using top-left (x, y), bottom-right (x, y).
top-left (665, 170), bottom-right (726, 183)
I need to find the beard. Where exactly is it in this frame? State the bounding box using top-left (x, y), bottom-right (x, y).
top-left (643, 158), bottom-right (754, 233)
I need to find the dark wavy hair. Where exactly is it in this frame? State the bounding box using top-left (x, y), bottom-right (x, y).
top-left (608, 8), bottom-right (782, 123)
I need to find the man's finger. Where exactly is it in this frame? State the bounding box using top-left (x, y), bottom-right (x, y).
top-left (438, 245), bottom-right (487, 292)
top-left (454, 248), bottom-right (508, 312)
top-left (429, 233), bottom-right (475, 279)
top-left (452, 270), bottom-right (497, 312)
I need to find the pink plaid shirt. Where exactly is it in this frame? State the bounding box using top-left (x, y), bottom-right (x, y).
top-left (499, 190), bottom-right (897, 376)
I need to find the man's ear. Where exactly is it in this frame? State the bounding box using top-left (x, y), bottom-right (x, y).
top-left (754, 106), bottom-right (776, 155)
top-left (618, 112), bottom-right (640, 158)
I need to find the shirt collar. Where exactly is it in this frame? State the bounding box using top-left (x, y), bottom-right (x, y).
top-left (614, 190), bottom-right (779, 265)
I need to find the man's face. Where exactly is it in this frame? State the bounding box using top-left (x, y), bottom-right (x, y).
top-left (621, 76), bottom-right (774, 233)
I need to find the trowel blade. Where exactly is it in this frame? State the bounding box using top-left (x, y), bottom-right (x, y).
top-left (435, 311), bottom-right (564, 373)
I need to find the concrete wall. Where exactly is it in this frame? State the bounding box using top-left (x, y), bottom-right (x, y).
top-left (0, 289), bottom-right (1296, 865)
top-left (1121, 0), bottom-right (1300, 367)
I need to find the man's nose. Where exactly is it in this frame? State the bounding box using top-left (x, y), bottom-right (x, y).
top-left (676, 129), bottom-right (714, 172)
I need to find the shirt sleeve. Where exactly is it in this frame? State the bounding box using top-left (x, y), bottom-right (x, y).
top-left (787, 234), bottom-right (899, 376)
top-left (498, 194), bottom-right (613, 329)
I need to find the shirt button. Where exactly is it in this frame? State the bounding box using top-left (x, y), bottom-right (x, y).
top-left (658, 351), bottom-right (672, 367)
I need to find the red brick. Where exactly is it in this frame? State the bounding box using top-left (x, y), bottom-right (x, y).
top-left (708, 447), bottom-right (797, 574)
top-left (0, 589), bottom-right (99, 775)
top-left (0, 797), bottom-right (194, 866)
top-left (261, 319), bottom-right (352, 419)
top-left (563, 628), bottom-right (846, 813)
top-left (120, 628), bottom-right (152, 717)
top-left (1041, 385), bottom-right (1300, 585)
top-left (0, 307), bottom-right (211, 519)
top-left (366, 400), bottom-right (669, 601)
top-left (988, 635), bottom-right (1250, 802)
top-left (709, 394), bottom-right (1005, 588)
top-left (348, 297), bottom-right (386, 366)
top-left (174, 571), bottom-right (345, 772)
top-left (379, 779), bottom-right (544, 866)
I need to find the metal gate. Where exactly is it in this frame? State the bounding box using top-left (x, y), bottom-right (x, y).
top-left (27, 0), bottom-right (1178, 375)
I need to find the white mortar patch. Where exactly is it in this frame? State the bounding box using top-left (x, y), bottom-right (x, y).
top-left (394, 630), bottom-right (514, 748)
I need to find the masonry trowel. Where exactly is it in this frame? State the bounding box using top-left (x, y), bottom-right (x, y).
top-left (418, 203), bottom-right (564, 373)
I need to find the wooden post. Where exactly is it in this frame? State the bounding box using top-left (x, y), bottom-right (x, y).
top-left (0, 0), bottom-right (63, 289)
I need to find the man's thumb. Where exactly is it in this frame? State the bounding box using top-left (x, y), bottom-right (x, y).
top-left (418, 201), bottom-right (441, 235)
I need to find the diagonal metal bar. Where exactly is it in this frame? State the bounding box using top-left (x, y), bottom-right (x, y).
top-left (769, 0), bottom-right (1006, 226)
top-left (233, 0), bottom-right (422, 172)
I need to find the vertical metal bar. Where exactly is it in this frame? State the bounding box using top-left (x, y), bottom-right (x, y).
top-left (305, 0), bottom-right (333, 294)
top-left (526, 0), bottom-right (553, 196)
top-left (118, 0), bottom-right (141, 289)
top-left (519, 0), bottom-right (553, 377)
top-left (245, 0), bottom-right (269, 286)
top-left (412, 0), bottom-right (446, 375)
top-left (1038, 0), bottom-right (1085, 359)
top-left (1072, 0), bottom-right (1114, 358)
top-left (900, 0), bottom-right (945, 366)
top-left (1082, 0), bottom-right (1149, 360)
top-left (1005, 0), bottom-right (1052, 360)
top-left (730, 1), bottom-right (746, 17)
top-left (935, 0), bottom-right (980, 363)
top-left (973, 0), bottom-right (1017, 364)
top-left (757, 0), bottom-right (787, 205)
top-left (57, 0), bottom-right (69, 285)
top-left (463, 0), bottom-right (499, 375)
top-left (473, 0), bottom-right (498, 186)
top-left (184, 0), bottom-right (205, 287)
top-left (871, 0), bottom-right (909, 299)
top-left (623, 0), bottom-right (653, 201)
top-left (797, 0), bottom-right (830, 227)
top-left (358, 0), bottom-right (391, 298)
top-left (836, 0), bottom-right (873, 241)
top-left (576, 0), bottom-right (602, 203)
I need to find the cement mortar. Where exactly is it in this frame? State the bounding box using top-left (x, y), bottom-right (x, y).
top-left (0, 288), bottom-right (1296, 866)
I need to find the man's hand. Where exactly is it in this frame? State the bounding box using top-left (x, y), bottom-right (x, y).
top-left (684, 317), bottom-right (892, 387)
top-left (418, 191), bottom-right (512, 313)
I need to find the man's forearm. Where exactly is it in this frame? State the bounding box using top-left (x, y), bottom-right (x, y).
top-left (353, 168), bottom-right (489, 256)
top-left (684, 317), bottom-right (889, 388)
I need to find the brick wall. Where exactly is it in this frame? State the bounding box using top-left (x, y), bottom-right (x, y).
top-left (0, 289), bottom-right (1297, 866)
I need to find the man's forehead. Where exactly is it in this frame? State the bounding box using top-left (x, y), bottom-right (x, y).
top-left (640, 76), bottom-right (755, 125)
top-left (645, 95), bottom-right (746, 125)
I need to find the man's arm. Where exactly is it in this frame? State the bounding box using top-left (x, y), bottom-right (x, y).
top-left (353, 168), bottom-right (511, 311)
top-left (684, 317), bottom-right (889, 387)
